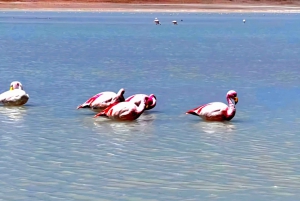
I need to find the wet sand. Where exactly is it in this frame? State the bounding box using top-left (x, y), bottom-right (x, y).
top-left (0, 1), bottom-right (300, 12)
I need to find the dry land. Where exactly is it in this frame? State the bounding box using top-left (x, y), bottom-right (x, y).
top-left (0, 0), bottom-right (300, 12)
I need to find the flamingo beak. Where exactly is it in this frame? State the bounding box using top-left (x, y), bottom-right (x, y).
top-left (10, 86), bottom-right (13, 91)
top-left (234, 97), bottom-right (239, 104)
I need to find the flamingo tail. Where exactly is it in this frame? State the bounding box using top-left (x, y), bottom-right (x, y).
top-left (185, 104), bottom-right (207, 116)
top-left (77, 104), bottom-right (91, 109)
top-left (185, 110), bottom-right (199, 116)
top-left (94, 112), bottom-right (107, 118)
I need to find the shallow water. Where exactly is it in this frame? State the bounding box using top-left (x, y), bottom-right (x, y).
top-left (0, 11), bottom-right (300, 200)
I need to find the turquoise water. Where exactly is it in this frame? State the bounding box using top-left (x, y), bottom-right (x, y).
top-left (1, 11), bottom-right (300, 200)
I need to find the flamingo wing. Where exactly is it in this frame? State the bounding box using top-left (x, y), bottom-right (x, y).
top-left (77, 93), bottom-right (103, 109)
top-left (186, 103), bottom-right (209, 116)
top-left (0, 90), bottom-right (29, 104)
top-left (126, 94), bottom-right (146, 102)
top-left (95, 102), bottom-right (137, 121)
top-left (125, 94), bottom-right (148, 107)
top-left (199, 102), bottom-right (227, 116)
top-left (92, 92), bottom-right (122, 109)
top-left (186, 102), bottom-right (228, 119)
top-left (78, 91), bottom-right (118, 109)
top-left (97, 101), bottom-right (119, 116)
top-left (94, 102), bottom-right (126, 118)
top-left (125, 95), bottom-right (135, 102)
top-left (118, 104), bottom-right (136, 120)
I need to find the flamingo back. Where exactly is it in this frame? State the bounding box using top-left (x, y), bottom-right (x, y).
top-left (0, 89), bottom-right (29, 106)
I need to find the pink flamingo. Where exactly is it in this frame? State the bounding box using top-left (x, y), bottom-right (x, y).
top-left (125, 94), bottom-right (157, 110)
top-left (77, 88), bottom-right (125, 111)
top-left (94, 96), bottom-right (148, 121)
top-left (186, 90), bottom-right (239, 121)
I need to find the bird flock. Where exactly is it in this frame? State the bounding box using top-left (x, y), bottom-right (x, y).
top-left (154, 17), bottom-right (179, 25)
top-left (0, 81), bottom-right (239, 122)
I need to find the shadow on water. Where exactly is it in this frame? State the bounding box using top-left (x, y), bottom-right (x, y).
top-left (91, 112), bottom-right (157, 140)
top-left (0, 106), bottom-right (28, 122)
top-left (191, 120), bottom-right (236, 135)
top-left (143, 110), bottom-right (163, 114)
top-left (77, 110), bottom-right (97, 116)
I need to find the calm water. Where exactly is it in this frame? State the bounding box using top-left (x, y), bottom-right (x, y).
top-left (0, 11), bottom-right (300, 200)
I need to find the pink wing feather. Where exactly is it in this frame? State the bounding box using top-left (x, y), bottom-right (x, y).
top-left (186, 104), bottom-right (209, 116)
top-left (94, 101), bottom-right (119, 117)
top-left (77, 93), bottom-right (102, 109)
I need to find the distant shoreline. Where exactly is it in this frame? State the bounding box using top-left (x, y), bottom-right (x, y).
top-left (0, 2), bottom-right (300, 13)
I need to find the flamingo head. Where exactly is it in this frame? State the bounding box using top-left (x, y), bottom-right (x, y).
top-left (144, 96), bottom-right (149, 109)
top-left (10, 81), bottom-right (23, 91)
top-left (146, 94), bottom-right (157, 110)
top-left (227, 90), bottom-right (238, 105)
top-left (113, 88), bottom-right (125, 102)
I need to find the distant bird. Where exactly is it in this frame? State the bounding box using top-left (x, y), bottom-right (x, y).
top-left (186, 90), bottom-right (238, 121)
top-left (94, 96), bottom-right (148, 121)
top-left (77, 88), bottom-right (125, 111)
top-left (154, 18), bottom-right (160, 25)
top-left (172, 20), bottom-right (178, 25)
top-left (125, 94), bottom-right (157, 110)
top-left (0, 81), bottom-right (29, 106)
top-left (243, 19), bottom-right (246, 23)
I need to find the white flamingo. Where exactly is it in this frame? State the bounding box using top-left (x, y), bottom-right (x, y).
top-left (0, 81), bottom-right (29, 106)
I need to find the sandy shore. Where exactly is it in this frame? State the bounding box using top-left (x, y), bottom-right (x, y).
top-left (0, 2), bottom-right (300, 13)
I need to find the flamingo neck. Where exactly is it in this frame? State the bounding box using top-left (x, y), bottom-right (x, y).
top-left (227, 96), bottom-right (235, 106)
top-left (225, 96), bottom-right (236, 119)
top-left (136, 102), bottom-right (146, 114)
top-left (116, 89), bottom-right (125, 102)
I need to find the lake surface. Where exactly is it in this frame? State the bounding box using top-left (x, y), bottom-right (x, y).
top-left (0, 11), bottom-right (300, 201)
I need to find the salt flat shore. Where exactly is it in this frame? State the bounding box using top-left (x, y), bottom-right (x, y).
top-left (0, 2), bottom-right (300, 13)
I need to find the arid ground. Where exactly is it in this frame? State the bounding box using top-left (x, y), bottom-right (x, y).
top-left (0, 0), bottom-right (300, 12)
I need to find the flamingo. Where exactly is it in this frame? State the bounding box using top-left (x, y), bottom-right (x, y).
top-left (125, 94), bottom-right (157, 110)
top-left (154, 18), bottom-right (160, 25)
top-left (94, 96), bottom-right (148, 121)
top-left (77, 88), bottom-right (125, 111)
top-left (0, 81), bottom-right (29, 106)
top-left (186, 90), bottom-right (238, 121)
